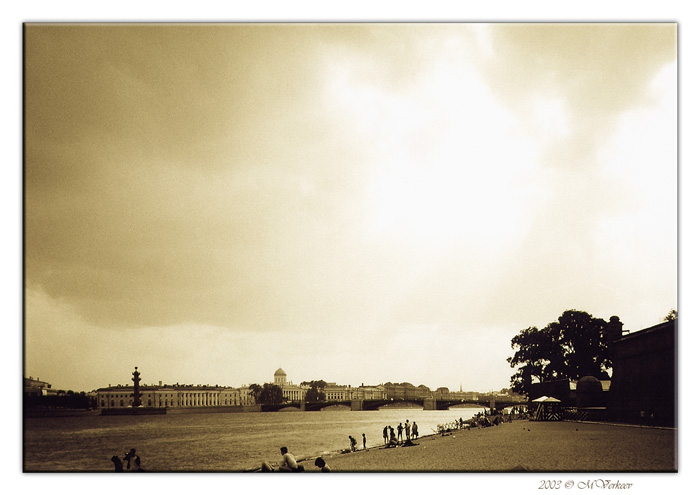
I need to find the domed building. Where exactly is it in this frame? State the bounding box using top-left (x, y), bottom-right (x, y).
top-left (272, 368), bottom-right (308, 402)
top-left (274, 368), bottom-right (287, 387)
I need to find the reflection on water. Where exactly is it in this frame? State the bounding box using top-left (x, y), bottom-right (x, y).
top-left (24, 407), bottom-right (484, 472)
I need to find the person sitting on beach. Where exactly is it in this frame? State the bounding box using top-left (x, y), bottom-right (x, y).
top-left (387, 427), bottom-right (398, 447)
top-left (314, 457), bottom-right (331, 472)
top-left (278, 446), bottom-right (302, 472)
top-left (261, 447), bottom-right (305, 472)
top-left (123, 448), bottom-right (140, 471)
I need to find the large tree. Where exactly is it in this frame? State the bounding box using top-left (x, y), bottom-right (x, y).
top-left (301, 380), bottom-right (327, 402)
top-left (248, 383), bottom-right (263, 404)
top-left (258, 383), bottom-right (284, 405)
top-left (507, 310), bottom-right (619, 396)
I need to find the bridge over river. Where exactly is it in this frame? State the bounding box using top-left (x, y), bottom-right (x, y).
top-left (261, 396), bottom-right (527, 412)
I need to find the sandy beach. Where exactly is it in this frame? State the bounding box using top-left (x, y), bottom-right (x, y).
top-left (296, 420), bottom-right (677, 473)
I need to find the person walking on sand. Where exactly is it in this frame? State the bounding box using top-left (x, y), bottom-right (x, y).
top-left (383, 425), bottom-right (388, 445)
top-left (349, 435), bottom-right (357, 452)
top-left (412, 421), bottom-right (418, 439)
top-left (362, 433), bottom-right (367, 450)
top-left (397, 423), bottom-right (403, 442)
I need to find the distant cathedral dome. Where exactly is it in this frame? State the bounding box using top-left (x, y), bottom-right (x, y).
top-left (273, 368), bottom-right (287, 387)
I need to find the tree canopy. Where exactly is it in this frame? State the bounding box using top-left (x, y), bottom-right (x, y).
top-left (507, 310), bottom-right (619, 396)
top-left (248, 383), bottom-right (263, 404)
top-left (257, 383), bottom-right (284, 405)
top-left (301, 380), bottom-right (327, 402)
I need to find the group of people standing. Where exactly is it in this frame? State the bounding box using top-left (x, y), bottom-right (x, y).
top-left (382, 420), bottom-right (419, 447)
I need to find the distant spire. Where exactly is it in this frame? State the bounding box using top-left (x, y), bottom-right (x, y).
top-left (460, 383), bottom-right (463, 393)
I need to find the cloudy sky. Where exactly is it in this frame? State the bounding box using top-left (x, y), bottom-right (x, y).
top-left (24, 23), bottom-right (677, 393)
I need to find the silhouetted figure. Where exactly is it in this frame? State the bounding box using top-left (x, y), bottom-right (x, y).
top-left (123, 448), bottom-right (140, 471)
top-left (315, 457), bottom-right (331, 472)
top-left (362, 433), bottom-right (366, 450)
top-left (383, 425), bottom-right (388, 444)
top-left (261, 446), bottom-right (304, 472)
top-left (412, 421), bottom-right (418, 439)
top-left (349, 435), bottom-right (357, 452)
top-left (397, 423), bottom-right (403, 442)
top-left (111, 455), bottom-right (123, 472)
top-left (387, 427), bottom-right (398, 447)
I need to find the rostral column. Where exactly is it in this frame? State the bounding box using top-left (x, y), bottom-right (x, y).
top-left (132, 367), bottom-right (142, 407)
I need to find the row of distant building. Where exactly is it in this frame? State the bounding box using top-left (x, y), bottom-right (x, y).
top-left (26, 318), bottom-right (675, 425)
top-left (25, 368), bottom-right (496, 410)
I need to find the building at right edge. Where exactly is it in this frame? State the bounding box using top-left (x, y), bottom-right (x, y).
top-left (607, 319), bottom-right (677, 427)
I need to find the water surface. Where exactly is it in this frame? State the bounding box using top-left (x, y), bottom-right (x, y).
top-left (24, 406), bottom-right (484, 472)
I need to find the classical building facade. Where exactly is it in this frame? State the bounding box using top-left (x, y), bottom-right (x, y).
top-left (433, 387), bottom-right (477, 401)
top-left (356, 384), bottom-right (387, 400)
top-left (96, 382), bottom-right (255, 409)
top-left (273, 368), bottom-right (309, 402)
top-left (24, 376), bottom-right (53, 397)
top-left (95, 368), bottom-right (449, 409)
top-left (324, 383), bottom-right (353, 401)
top-left (383, 382), bottom-right (432, 400)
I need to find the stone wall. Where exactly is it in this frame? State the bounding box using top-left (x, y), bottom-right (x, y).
top-left (607, 320), bottom-right (676, 426)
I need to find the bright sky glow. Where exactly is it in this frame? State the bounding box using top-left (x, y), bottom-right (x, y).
top-left (23, 23), bottom-right (677, 394)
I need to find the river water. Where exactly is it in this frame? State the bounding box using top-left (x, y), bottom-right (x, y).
top-left (24, 406), bottom-right (485, 472)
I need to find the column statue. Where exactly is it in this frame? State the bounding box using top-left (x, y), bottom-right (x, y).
top-left (132, 367), bottom-right (142, 407)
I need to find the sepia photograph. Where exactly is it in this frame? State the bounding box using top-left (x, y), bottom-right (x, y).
top-left (20, 17), bottom-right (683, 488)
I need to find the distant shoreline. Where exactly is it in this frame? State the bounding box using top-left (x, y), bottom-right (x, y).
top-left (24, 408), bottom-right (100, 418)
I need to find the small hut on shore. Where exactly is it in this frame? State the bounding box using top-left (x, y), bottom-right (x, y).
top-left (531, 396), bottom-right (562, 421)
